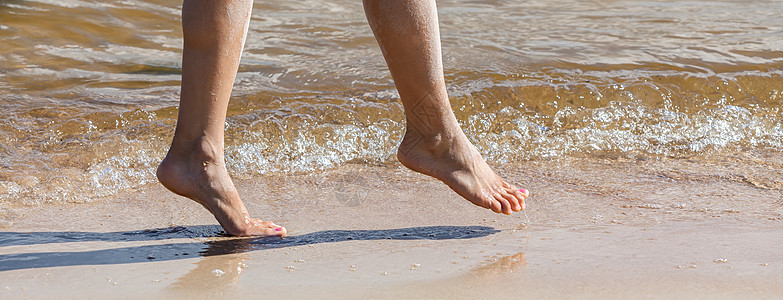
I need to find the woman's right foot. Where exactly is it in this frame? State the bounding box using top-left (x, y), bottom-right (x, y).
top-left (156, 137), bottom-right (286, 237)
top-left (397, 124), bottom-right (529, 215)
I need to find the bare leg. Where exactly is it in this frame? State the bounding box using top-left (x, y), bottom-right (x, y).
top-left (157, 0), bottom-right (285, 237)
top-left (363, 0), bottom-right (528, 214)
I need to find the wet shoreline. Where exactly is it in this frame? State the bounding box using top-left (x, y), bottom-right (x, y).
top-left (1, 156), bottom-right (782, 298)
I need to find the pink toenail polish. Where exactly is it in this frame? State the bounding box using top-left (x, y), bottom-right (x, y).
top-left (275, 227), bottom-right (283, 231)
top-left (519, 188), bottom-right (527, 194)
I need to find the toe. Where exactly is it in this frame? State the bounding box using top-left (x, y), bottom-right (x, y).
top-left (234, 219), bottom-right (287, 237)
top-left (254, 223), bottom-right (286, 237)
top-left (493, 193), bottom-right (513, 215)
top-left (268, 226), bottom-right (287, 237)
top-left (519, 188), bottom-right (530, 198)
top-left (513, 187), bottom-right (529, 210)
top-left (507, 188), bottom-right (527, 211)
top-left (499, 188), bottom-right (522, 212)
top-left (519, 188), bottom-right (529, 210)
top-left (488, 195), bottom-right (503, 213)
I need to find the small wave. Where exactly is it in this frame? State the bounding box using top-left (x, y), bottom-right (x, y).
top-left (1, 72), bottom-right (781, 205)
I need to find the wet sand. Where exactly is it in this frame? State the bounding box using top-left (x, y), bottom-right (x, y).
top-left (1, 154), bottom-right (782, 299)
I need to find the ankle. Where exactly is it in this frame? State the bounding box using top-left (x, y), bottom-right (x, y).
top-left (168, 135), bottom-right (224, 165)
top-left (193, 136), bottom-right (222, 163)
top-left (400, 126), bottom-right (455, 159)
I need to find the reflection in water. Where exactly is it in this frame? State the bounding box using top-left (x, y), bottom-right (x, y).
top-left (168, 230), bottom-right (523, 295)
top-left (168, 241), bottom-right (253, 298)
top-left (472, 252), bottom-right (527, 275)
top-left (169, 225), bottom-right (504, 295)
top-left (453, 252), bottom-right (528, 295)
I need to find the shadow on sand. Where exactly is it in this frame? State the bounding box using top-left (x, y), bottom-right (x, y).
top-left (0, 225), bottom-right (499, 272)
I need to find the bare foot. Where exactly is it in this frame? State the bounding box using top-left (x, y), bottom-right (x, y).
top-left (156, 137), bottom-right (286, 237)
top-left (397, 125), bottom-right (529, 215)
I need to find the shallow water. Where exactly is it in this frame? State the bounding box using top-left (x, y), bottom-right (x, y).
top-left (0, 0), bottom-right (781, 205)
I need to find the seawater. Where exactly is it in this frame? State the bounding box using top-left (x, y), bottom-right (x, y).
top-left (0, 0), bottom-right (781, 205)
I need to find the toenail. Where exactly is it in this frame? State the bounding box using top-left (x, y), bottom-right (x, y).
top-left (519, 188), bottom-right (527, 195)
top-left (275, 227), bottom-right (283, 231)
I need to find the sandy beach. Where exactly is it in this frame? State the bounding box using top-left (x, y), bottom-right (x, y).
top-left (2, 154), bottom-right (781, 299)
